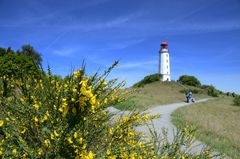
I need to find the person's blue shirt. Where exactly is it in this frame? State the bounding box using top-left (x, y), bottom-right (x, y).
top-left (186, 92), bottom-right (192, 98)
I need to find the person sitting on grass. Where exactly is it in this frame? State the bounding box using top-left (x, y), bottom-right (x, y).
top-left (186, 91), bottom-right (192, 103)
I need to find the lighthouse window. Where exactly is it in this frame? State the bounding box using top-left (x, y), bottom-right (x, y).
top-left (167, 65), bottom-right (168, 69)
top-left (166, 54), bottom-right (168, 57)
top-left (166, 60), bottom-right (168, 63)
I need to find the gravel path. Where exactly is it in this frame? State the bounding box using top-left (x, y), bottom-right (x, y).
top-left (107, 98), bottom-right (211, 155)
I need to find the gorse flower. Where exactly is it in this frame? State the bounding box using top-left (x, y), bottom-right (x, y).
top-left (0, 120), bottom-right (4, 127)
top-left (0, 61), bottom-right (217, 158)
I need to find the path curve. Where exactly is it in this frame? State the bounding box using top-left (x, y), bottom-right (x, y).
top-left (108, 98), bottom-right (211, 155)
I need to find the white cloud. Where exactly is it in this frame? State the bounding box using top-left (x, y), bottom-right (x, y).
top-left (52, 47), bottom-right (80, 57)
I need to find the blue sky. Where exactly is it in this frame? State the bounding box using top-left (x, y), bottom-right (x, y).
top-left (0, 0), bottom-right (240, 93)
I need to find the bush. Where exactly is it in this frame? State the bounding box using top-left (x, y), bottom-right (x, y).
top-left (133, 73), bottom-right (162, 88)
top-left (178, 75), bottom-right (201, 87)
top-left (0, 63), bottom-right (219, 158)
top-left (0, 44), bottom-right (221, 158)
top-left (201, 85), bottom-right (219, 97)
top-left (233, 95), bottom-right (240, 106)
top-left (206, 86), bottom-right (219, 97)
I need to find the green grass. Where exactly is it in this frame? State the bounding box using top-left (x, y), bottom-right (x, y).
top-left (171, 96), bottom-right (240, 158)
top-left (115, 81), bottom-right (210, 110)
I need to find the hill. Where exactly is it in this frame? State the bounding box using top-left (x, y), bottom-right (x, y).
top-left (115, 79), bottom-right (210, 110)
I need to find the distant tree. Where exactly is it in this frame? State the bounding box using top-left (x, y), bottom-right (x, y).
top-left (133, 73), bottom-right (162, 88)
top-left (17, 44), bottom-right (42, 66)
top-left (0, 48), bottom-right (6, 56)
top-left (0, 46), bottom-right (42, 96)
top-left (177, 75), bottom-right (201, 87)
top-left (206, 85), bottom-right (219, 97)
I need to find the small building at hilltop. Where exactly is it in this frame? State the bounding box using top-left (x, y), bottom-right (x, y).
top-left (159, 41), bottom-right (171, 81)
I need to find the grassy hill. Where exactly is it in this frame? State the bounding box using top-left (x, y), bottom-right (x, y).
top-left (114, 73), bottom-right (240, 158)
top-left (115, 80), bottom-right (210, 110)
top-left (171, 96), bottom-right (240, 158)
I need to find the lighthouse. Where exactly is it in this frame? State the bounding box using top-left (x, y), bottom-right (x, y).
top-left (159, 41), bottom-right (171, 81)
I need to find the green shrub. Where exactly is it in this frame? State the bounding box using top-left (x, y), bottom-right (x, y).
top-left (233, 95), bottom-right (240, 106)
top-left (207, 86), bottom-right (219, 97)
top-left (133, 73), bottom-right (162, 88)
top-left (201, 85), bottom-right (219, 97)
top-left (178, 75), bottom-right (201, 87)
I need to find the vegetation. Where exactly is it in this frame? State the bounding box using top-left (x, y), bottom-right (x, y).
top-left (179, 88), bottom-right (204, 94)
top-left (0, 45), bottom-right (42, 97)
top-left (115, 81), bottom-right (209, 110)
top-left (0, 46), bottom-right (216, 158)
top-left (133, 73), bottom-right (162, 88)
top-left (233, 95), bottom-right (240, 106)
top-left (204, 85), bottom-right (219, 97)
top-left (172, 97), bottom-right (240, 158)
top-left (178, 75), bottom-right (201, 87)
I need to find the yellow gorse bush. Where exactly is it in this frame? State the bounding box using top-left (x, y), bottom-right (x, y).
top-left (0, 62), bottom-right (220, 159)
top-left (0, 62), bottom-right (154, 158)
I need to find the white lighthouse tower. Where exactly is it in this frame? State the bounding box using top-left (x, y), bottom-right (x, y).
top-left (159, 41), bottom-right (171, 81)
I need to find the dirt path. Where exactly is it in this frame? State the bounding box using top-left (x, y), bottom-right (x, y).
top-left (107, 98), bottom-right (211, 154)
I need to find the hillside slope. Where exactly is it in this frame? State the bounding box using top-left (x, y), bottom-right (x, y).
top-left (115, 81), bottom-right (210, 110)
top-left (171, 96), bottom-right (240, 158)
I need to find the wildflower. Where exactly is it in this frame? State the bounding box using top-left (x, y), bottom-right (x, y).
top-left (43, 115), bottom-right (48, 121)
top-left (58, 107), bottom-right (63, 112)
top-left (106, 149), bottom-right (111, 155)
top-left (109, 128), bottom-right (114, 135)
top-left (38, 148), bottom-right (43, 156)
top-left (51, 134), bottom-right (54, 140)
top-left (20, 127), bottom-right (27, 134)
top-left (103, 81), bottom-right (108, 86)
top-left (78, 137), bottom-right (83, 144)
top-left (12, 148), bottom-right (17, 154)
top-left (104, 98), bottom-right (108, 104)
top-left (74, 132), bottom-right (78, 139)
top-left (73, 71), bottom-right (81, 77)
top-left (20, 98), bottom-right (26, 104)
top-left (33, 103), bottom-right (39, 110)
top-left (108, 155), bottom-right (117, 159)
top-left (0, 148), bottom-right (3, 156)
top-left (34, 117), bottom-right (39, 123)
top-left (44, 139), bottom-right (50, 147)
top-left (54, 130), bottom-right (59, 137)
top-left (67, 137), bottom-right (73, 144)
top-left (87, 151), bottom-right (94, 159)
top-left (0, 120), bottom-right (4, 127)
top-left (153, 113), bottom-right (160, 119)
top-left (72, 88), bottom-right (77, 93)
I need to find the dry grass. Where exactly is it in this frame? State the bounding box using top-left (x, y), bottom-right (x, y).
top-left (172, 96), bottom-right (240, 158)
top-left (115, 81), bottom-right (210, 110)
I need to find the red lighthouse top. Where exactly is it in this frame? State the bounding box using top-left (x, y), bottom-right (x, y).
top-left (161, 41), bottom-right (168, 47)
